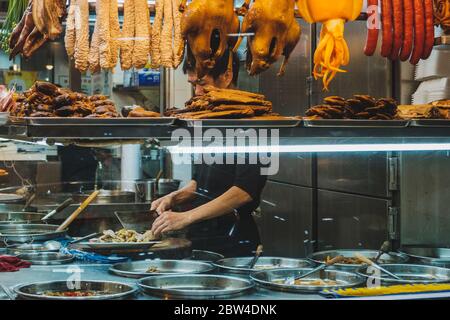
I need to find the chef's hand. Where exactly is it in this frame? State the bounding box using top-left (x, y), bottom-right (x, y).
top-left (151, 211), bottom-right (193, 237)
top-left (150, 193), bottom-right (175, 215)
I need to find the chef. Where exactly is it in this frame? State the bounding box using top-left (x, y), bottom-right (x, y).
top-left (150, 49), bottom-right (268, 257)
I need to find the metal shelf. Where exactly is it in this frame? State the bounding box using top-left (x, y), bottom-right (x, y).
top-left (3, 121), bottom-right (450, 149)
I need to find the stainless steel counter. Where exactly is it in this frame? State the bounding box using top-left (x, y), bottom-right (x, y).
top-left (0, 263), bottom-right (324, 300)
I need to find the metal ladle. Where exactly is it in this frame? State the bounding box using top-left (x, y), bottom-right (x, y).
top-left (355, 253), bottom-right (402, 280)
top-left (374, 240), bottom-right (392, 263)
top-left (247, 245), bottom-right (264, 269)
top-left (286, 255), bottom-right (345, 285)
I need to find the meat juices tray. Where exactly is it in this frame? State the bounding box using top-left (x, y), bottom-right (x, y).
top-left (21, 117), bottom-right (176, 126)
top-left (180, 118), bottom-right (302, 128)
top-left (410, 119), bottom-right (450, 127)
top-left (303, 119), bottom-right (410, 128)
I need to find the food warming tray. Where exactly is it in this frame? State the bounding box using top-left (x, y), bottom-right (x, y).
top-left (410, 119), bottom-right (450, 127)
top-left (20, 117), bottom-right (176, 126)
top-left (399, 246), bottom-right (450, 267)
top-left (356, 264), bottom-right (450, 285)
top-left (303, 119), bottom-right (409, 128)
top-left (110, 260), bottom-right (215, 278)
top-left (214, 257), bottom-right (314, 274)
top-left (16, 252), bottom-right (74, 265)
top-left (138, 274), bottom-right (254, 299)
top-left (308, 249), bottom-right (409, 271)
top-left (250, 268), bottom-right (364, 293)
top-left (0, 224), bottom-right (67, 243)
top-left (180, 118), bottom-right (302, 128)
top-left (13, 280), bottom-right (138, 300)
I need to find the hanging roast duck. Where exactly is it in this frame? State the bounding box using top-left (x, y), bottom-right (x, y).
top-left (179, 0), bottom-right (239, 78)
top-left (297, 0), bottom-right (363, 90)
top-left (234, 0), bottom-right (301, 76)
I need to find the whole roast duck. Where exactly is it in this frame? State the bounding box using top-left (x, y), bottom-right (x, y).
top-left (234, 0), bottom-right (301, 76)
top-left (180, 0), bottom-right (239, 78)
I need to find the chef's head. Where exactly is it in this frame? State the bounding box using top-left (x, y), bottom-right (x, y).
top-left (183, 49), bottom-right (240, 96)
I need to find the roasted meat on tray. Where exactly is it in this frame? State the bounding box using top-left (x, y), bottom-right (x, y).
top-left (3, 81), bottom-right (120, 118)
top-left (305, 95), bottom-right (399, 120)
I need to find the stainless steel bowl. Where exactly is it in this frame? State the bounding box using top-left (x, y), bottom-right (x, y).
top-left (16, 252), bottom-right (74, 265)
top-left (399, 246), bottom-right (450, 268)
top-left (308, 249), bottom-right (409, 271)
top-left (14, 280), bottom-right (138, 300)
top-left (186, 250), bottom-right (224, 263)
top-left (138, 274), bottom-right (254, 299)
top-left (0, 224), bottom-right (67, 244)
top-left (250, 268), bottom-right (365, 293)
top-left (155, 179), bottom-right (181, 196)
top-left (214, 257), bottom-right (314, 274)
top-left (356, 264), bottom-right (450, 285)
top-left (110, 260), bottom-right (215, 278)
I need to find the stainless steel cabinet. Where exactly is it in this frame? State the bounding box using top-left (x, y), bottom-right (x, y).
top-left (317, 190), bottom-right (390, 250)
top-left (317, 152), bottom-right (391, 198)
top-left (400, 151), bottom-right (450, 246)
top-left (257, 181), bottom-right (313, 257)
top-left (269, 153), bottom-right (313, 187)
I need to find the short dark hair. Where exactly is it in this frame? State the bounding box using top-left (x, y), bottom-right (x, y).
top-left (182, 46), bottom-right (240, 85)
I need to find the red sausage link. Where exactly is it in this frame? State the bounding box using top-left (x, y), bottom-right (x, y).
top-left (390, 0), bottom-right (404, 60)
top-left (364, 0), bottom-right (380, 56)
top-left (421, 0), bottom-right (435, 59)
top-left (410, 0), bottom-right (425, 65)
top-left (381, 0), bottom-right (394, 57)
top-left (400, 0), bottom-right (414, 61)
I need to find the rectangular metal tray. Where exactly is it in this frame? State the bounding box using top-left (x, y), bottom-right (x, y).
top-left (411, 119), bottom-right (450, 127)
top-left (180, 118), bottom-right (302, 128)
top-left (20, 117), bottom-right (176, 126)
top-left (303, 119), bottom-right (410, 128)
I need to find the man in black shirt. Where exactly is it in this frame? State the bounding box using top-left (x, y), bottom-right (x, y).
top-left (151, 50), bottom-right (268, 256)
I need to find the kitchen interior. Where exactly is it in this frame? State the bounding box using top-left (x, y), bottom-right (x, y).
top-left (0, 0), bottom-right (448, 300)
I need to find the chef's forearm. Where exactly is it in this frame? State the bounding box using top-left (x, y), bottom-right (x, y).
top-left (188, 186), bottom-right (252, 223)
top-left (171, 180), bottom-right (197, 205)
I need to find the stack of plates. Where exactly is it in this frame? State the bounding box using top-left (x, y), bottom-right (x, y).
top-left (412, 78), bottom-right (450, 105)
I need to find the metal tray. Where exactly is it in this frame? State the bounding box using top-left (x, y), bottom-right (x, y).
top-left (185, 250), bottom-right (224, 263)
top-left (411, 119), bottom-right (450, 127)
top-left (399, 246), bottom-right (450, 267)
top-left (0, 193), bottom-right (25, 203)
top-left (110, 260), bottom-right (215, 278)
top-left (6, 242), bottom-right (61, 255)
top-left (138, 274), bottom-right (254, 299)
top-left (356, 264), bottom-right (450, 285)
top-left (303, 119), bottom-right (409, 128)
top-left (0, 212), bottom-right (46, 225)
top-left (13, 280), bottom-right (137, 300)
top-left (21, 117), bottom-right (176, 126)
top-left (16, 252), bottom-right (74, 265)
top-left (250, 268), bottom-right (364, 293)
top-left (214, 257), bottom-right (314, 274)
top-left (0, 224), bottom-right (67, 243)
top-left (80, 240), bottom-right (162, 251)
top-left (308, 249), bottom-right (409, 271)
top-left (181, 118), bottom-right (302, 128)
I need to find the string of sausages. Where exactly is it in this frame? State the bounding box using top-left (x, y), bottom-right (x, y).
top-left (364, 0), bottom-right (436, 64)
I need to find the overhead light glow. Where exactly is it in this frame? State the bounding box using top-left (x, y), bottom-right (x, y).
top-left (167, 143), bottom-right (450, 154)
